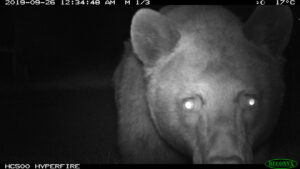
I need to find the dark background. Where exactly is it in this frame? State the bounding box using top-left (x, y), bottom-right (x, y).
top-left (0, 5), bottom-right (299, 163)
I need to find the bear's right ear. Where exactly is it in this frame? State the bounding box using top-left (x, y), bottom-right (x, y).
top-left (130, 9), bottom-right (180, 67)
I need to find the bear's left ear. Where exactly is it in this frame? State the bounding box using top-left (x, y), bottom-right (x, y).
top-left (243, 6), bottom-right (293, 56)
top-left (130, 9), bottom-right (180, 67)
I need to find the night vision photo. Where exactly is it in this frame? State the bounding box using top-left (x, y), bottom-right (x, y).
top-left (1, 4), bottom-right (299, 165)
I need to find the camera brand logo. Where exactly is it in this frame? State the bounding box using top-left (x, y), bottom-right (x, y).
top-left (265, 159), bottom-right (297, 169)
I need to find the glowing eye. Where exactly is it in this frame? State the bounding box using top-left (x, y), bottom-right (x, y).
top-left (240, 94), bottom-right (258, 109)
top-left (238, 92), bottom-right (259, 110)
top-left (181, 95), bottom-right (203, 111)
top-left (184, 100), bottom-right (195, 110)
top-left (248, 98), bottom-right (256, 106)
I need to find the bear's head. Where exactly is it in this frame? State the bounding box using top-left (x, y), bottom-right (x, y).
top-left (130, 6), bottom-right (292, 163)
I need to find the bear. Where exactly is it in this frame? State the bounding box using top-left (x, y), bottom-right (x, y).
top-left (113, 5), bottom-right (293, 164)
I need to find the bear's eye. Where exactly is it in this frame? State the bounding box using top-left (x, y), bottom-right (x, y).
top-left (247, 97), bottom-right (256, 106)
top-left (184, 100), bottom-right (195, 110)
top-left (182, 95), bottom-right (203, 112)
top-left (240, 94), bottom-right (258, 109)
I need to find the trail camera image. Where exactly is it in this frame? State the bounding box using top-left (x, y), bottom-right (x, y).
top-left (1, 5), bottom-right (299, 165)
top-left (114, 5), bottom-right (294, 164)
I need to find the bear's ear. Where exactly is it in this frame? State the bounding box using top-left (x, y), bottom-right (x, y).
top-left (130, 9), bottom-right (180, 67)
top-left (243, 6), bottom-right (293, 56)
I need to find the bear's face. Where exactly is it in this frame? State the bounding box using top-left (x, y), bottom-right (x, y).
top-left (130, 6), bottom-right (292, 163)
top-left (145, 34), bottom-right (282, 163)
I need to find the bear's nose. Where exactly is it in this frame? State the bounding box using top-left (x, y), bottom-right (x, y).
top-left (205, 128), bottom-right (245, 164)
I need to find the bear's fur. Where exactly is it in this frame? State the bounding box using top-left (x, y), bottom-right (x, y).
top-left (114, 6), bottom-right (293, 164)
